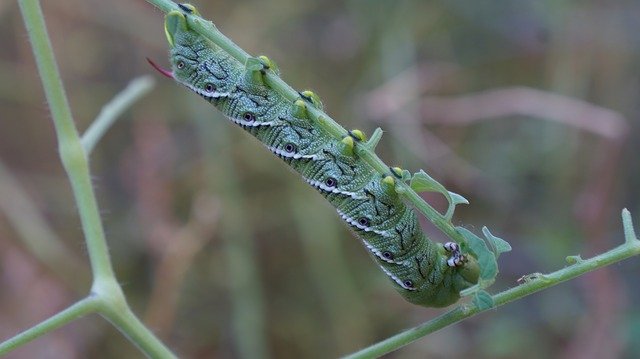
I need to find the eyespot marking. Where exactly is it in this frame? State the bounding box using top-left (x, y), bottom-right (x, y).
top-left (284, 143), bottom-right (296, 153)
top-left (361, 240), bottom-right (400, 264)
top-left (379, 265), bottom-right (417, 291)
top-left (324, 177), bottom-right (337, 188)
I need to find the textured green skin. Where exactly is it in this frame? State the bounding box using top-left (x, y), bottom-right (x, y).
top-left (164, 10), bottom-right (478, 307)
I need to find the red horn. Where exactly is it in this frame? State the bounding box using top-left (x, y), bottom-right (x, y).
top-left (146, 58), bottom-right (173, 79)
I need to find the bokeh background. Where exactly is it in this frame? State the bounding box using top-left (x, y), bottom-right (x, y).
top-left (1, 0), bottom-right (639, 358)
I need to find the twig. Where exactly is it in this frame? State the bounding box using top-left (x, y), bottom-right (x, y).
top-left (343, 209), bottom-right (640, 358)
top-left (417, 87), bottom-right (628, 140)
top-left (81, 76), bottom-right (155, 154)
top-left (18, 0), bottom-right (113, 283)
top-left (0, 296), bottom-right (99, 355)
top-left (7, 1), bottom-right (175, 357)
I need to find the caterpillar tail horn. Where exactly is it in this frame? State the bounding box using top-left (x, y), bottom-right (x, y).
top-left (146, 58), bottom-right (174, 79)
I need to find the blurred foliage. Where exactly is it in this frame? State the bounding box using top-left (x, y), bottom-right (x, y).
top-left (1, 0), bottom-right (639, 358)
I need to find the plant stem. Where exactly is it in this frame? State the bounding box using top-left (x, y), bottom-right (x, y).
top-left (0, 297), bottom-right (99, 355)
top-left (18, 0), bottom-right (115, 282)
top-left (99, 301), bottom-right (177, 359)
top-left (143, 0), bottom-right (465, 244)
top-left (16, 1), bottom-right (176, 357)
top-left (82, 76), bottom-right (155, 154)
top-left (343, 211), bottom-right (640, 358)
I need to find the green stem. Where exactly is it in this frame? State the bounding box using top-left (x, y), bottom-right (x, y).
top-left (0, 297), bottom-right (100, 355)
top-left (143, 0), bottom-right (465, 244)
top-left (82, 76), bottom-right (155, 154)
top-left (99, 302), bottom-right (177, 359)
top-left (17, 2), bottom-right (175, 358)
top-left (343, 212), bottom-right (640, 358)
top-left (18, 0), bottom-right (114, 282)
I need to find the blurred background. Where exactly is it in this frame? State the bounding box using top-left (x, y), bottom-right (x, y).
top-left (1, 0), bottom-right (639, 358)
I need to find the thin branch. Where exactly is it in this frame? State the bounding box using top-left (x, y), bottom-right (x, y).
top-left (98, 302), bottom-right (177, 359)
top-left (0, 296), bottom-right (99, 355)
top-left (82, 76), bottom-right (156, 154)
top-left (18, 0), bottom-right (115, 282)
top-left (417, 87), bottom-right (628, 140)
top-left (16, 1), bottom-right (175, 358)
top-left (343, 210), bottom-right (640, 358)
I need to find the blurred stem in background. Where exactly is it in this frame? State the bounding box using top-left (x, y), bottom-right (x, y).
top-left (0, 159), bottom-right (90, 292)
top-left (290, 196), bottom-right (373, 355)
top-left (194, 104), bottom-right (268, 359)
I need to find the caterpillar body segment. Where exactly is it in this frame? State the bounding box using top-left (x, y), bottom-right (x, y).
top-left (160, 7), bottom-right (479, 307)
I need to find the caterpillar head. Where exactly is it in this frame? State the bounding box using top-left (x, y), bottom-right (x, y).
top-left (400, 250), bottom-right (480, 307)
top-left (161, 9), bottom-right (241, 99)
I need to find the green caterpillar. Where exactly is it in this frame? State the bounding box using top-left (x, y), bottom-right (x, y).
top-left (152, 4), bottom-right (479, 307)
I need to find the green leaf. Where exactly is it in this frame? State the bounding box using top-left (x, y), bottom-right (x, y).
top-left (473, 290), bottom-right (494, 310)
top-left (445, 191), bottom-right (469, 220)
top-left (565, 255), bottom-right (583, 264)
top-left (449, 191), bottom-right (469, 206)
top-left (401, 169), bottom-right (411, 181)
top-left (481, 227), bottom-right (511, 259)
top-left (410, 170), bottom-right (468, 221)
top-left (457, 227), bottom-right (498, 282)
top-left (410, 170), bottom-right (445, 193)
top-left (245, 57), bottom-right (264, 72)
top-left (622, 208), bottom-right (638, 244)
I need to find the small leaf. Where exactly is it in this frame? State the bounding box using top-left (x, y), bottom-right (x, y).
top-left (473, 290), bottom-right (494, 310)
top-left (457, 227), bottom-right (498, 282)
top-left (410, 170), bottom-right (468, 220)
top-left (445, 191), bottom-right (469, 220)
top-left (365, 128), bottom-right (383, 150)
top-left (481, 227), bottom-right (511, 258)
top-left (622, 208), bottom-right (638, 244)
top-left (410, 170), bottom-right (446, 193)
top-left (565, 255), bottom-right (583, 264)
top-left (245, 57), bottom-right (264, 72)
top-left (449, 192), bottom-right (469, 206)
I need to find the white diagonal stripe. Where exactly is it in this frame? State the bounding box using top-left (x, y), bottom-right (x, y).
top-left (184, 82), bottom-right (230, 99)
top-left (268, 146), bottom-right (318, 160)
top-left (336, 209), bottom-right (392, 237)
top-left (304, 179), bottom-right (365, 199)
top-left (361, 239), bottom-right (401, 264)
top-left (226, 116), bottom-right (277, 127)
top-left (379, 265), bottom-right (416, 291)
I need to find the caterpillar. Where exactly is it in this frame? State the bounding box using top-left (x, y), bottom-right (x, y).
top-left (151, 4), bottom-right (479, 307)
